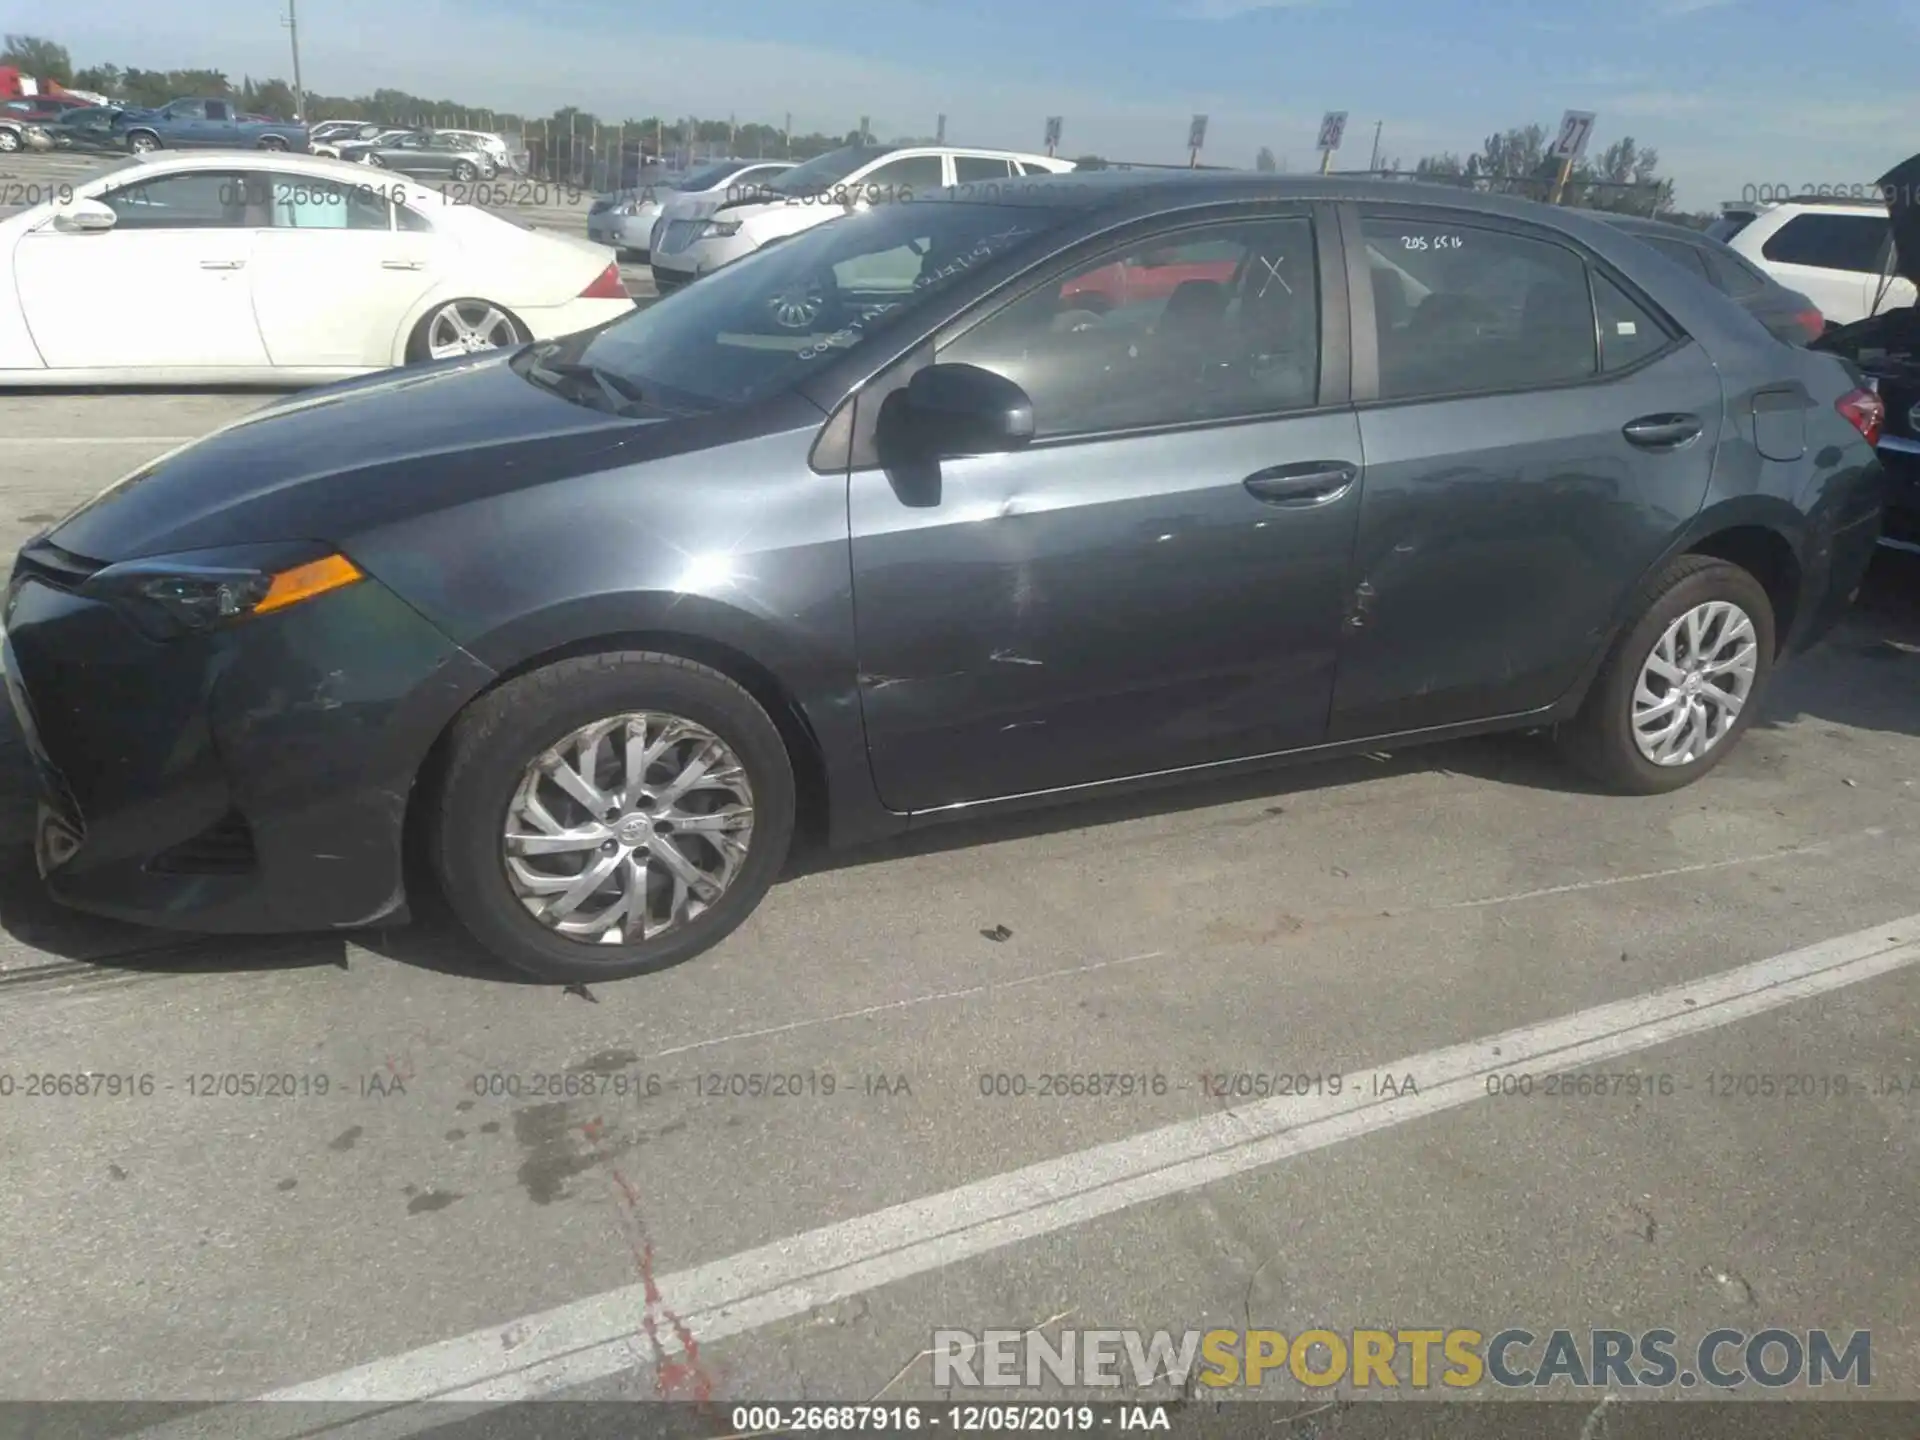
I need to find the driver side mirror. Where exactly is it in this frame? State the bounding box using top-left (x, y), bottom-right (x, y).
top-left (891, 363), bottom-right (1035, 458)
top-left (51, 198), bottom-right (116, 234)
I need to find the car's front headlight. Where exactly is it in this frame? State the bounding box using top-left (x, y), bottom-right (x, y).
top-left (700, 219), bottom-right (741, 239)
top-left (83, 550), bottom-right (365, 640)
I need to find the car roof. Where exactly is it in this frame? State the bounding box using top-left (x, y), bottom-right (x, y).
top-left (897, 169), bottom-right (1639, 219)
top-left (90, 148), bottom-right (424, 185)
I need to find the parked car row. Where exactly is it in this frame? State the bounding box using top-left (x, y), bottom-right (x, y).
top-left (0, 151), bottom-right (632, 384)
top-left (2, 167), bottom-right (1887, 982)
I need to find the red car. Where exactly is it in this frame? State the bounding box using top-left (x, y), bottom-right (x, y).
top-left (1058, 239), bottom-right (1242, 312)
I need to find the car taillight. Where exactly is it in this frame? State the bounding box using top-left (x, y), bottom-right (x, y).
top-left (1794, 308), bottom-right (1826, 342)
top-left (1836, 385), bottom-right (1884, 446)
top-left (579, 262), bottom-right (626, 299)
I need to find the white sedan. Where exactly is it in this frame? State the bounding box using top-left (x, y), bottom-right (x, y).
top-left (0, 150), bottom-right (635, 386)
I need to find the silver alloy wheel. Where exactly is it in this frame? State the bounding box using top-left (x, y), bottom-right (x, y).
top-left (0, 129), bottom-right (18, 153)
top-left (128, 132), bottom-right (158, 153)
top-left (502, 712), bottom-right (755, 945)
top-left (1631, 599), bottom-right (1759, 766)
top-left (424, 301), bottom-right (520, 360)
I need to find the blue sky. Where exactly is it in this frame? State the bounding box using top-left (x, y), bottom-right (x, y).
top-left (41, 0), bottom-right (1920, 209)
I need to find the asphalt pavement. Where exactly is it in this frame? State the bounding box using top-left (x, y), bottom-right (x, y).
top-left (0, 217), bottom-right (1918, 1425)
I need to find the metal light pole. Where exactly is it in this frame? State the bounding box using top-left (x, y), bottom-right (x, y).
top-left (282, 0), bottom-right (306, 120)
top-left (1369, 120), bottom-right (1382, 173)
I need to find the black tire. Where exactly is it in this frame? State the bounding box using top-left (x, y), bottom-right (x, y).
top-left (1557, 554), bottom-right (1774, 795)
top-left (126, 130), bottom-right (160, 154)
top-left (0, 129), bottom-right (19, 154)
top-left (431, 651), bottom-right (797, 983)
top-left (257, 135), bottom-right (288, 151)
top-left (453, 160), bottom-right (478, 181)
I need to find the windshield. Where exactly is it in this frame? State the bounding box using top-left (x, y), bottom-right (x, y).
top-left (677, 162), bottom-right (742, 192)
top-left (758, 144), bottom-right (889, 196)
top-left (573, 199), bottom-right (1064, 408)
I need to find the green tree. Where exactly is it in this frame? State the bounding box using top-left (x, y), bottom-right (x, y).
top-left (1255, 146), bottom-right (1277, 173)
top-left (70, 62), bottom-right (120, 94)
top-left (1073, 153), bottom-right (1107, 170)
top-left (0, 34), bottom-right (72, 83)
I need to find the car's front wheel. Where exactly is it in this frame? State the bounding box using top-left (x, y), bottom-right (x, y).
top-left (1558, 554), bottom-right (1774, 794)
top-left (125, 130), bottom-right (159, 154)
top-left (431, 651), bottom-right (797, 982)
top-left (452, 160), bottom-right (478, 181)
top-left (0, 129), bottom-right (19, 153)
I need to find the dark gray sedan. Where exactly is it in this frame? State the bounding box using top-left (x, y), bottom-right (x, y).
top-left (1596, 212), bottom-right (1826, 344)
top-left (4, 173), bottom-right (1886, 983)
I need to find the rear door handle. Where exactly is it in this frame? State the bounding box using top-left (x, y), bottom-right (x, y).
top-left (1243, 461), bottom-right (1358, 507)
top-left (1622, 413), bottom-right (1702, 449)
top-left (380, 259), bottom-right (425, 270)
top-left (198, 259), bottom-right (245, 270)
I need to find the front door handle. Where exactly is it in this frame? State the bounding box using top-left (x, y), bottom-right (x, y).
top-left (198, 259), bottom-right (245, 270)
top-left (1243, 461), bottom-right (1358, 507)
top-left (380, 259), bottom-right (425, 270)
top-left (1622, 413), bottom-right (1702, 449)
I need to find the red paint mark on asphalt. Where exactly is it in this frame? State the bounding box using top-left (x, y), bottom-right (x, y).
top-left (605, 1154), bottom-right (715, 1403)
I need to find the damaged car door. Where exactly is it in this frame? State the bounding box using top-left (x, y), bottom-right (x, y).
top-left (848, 209), bottom-right (1361, 813)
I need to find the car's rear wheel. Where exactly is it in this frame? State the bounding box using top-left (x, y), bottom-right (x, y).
top-left (431, 651), bottom-right (796, 982)
top-left (0, 129), bottom-right (19, 154)
top-left (408, 300), bottom-right (526, 362)
top-left (1557, 555), bottom-right (1773, 794)
top-left (257, 136), bottom-right (288, 151)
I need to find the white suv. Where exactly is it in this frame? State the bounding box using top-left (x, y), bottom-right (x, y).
top-left (649, 142), bottom-right (1075, 292)
top-left (1723, 198), bottom-right (1914, 328)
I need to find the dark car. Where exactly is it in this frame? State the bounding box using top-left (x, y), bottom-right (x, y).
top-left (34, 103), bottom-right (123, 153)
top-left (1595, 212), bottom-right (1826, 345)
top-left (1814, 153), bottom-right (1920, 550)
top-left (4, 174), bottom-right (1886, 983)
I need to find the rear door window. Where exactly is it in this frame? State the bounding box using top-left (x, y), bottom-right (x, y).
top-left (954, 155), bottom-right (1014, 182)
top-left (1362, 213), bottom-right (1596, 399)
top-left (1761, 213), bottom-right (1888, 274)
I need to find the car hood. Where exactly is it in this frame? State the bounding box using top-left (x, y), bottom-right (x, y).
top-left (1876, 152), bottom-right (1920, 286)
top-left (44, 353), bottom-right (673, 564)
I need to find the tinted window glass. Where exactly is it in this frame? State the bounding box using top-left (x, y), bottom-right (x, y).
top-left (1364, 215), bottom-right (1594, 399)
top-left (954, 155), bottom-right (1014, 182)
top-left (1592, 271), bottom-right (1671, 371)
top-left (1701, 245), bottom-right (1766, 297)
top-left (1761, 213), bottom-right (1887, 273)
top-left (265, 173), bottom-right (391, 230)
top-left (577, 199), bottom-right (1063, 407)
top-left (859, 154), bottom-right (944, 196)
top-left (940, 218), bottom-right (1320, 438)
top-left (676, 163), bottom-right (740, 191)
top-left (204, 101), bottom-right (230, 122)
top-left (98, 171), bottom-right (256, 229)
top-left (760, 144), bottom-right (889, 195)
top-left (1644, 236), bottom-right (1715, 284)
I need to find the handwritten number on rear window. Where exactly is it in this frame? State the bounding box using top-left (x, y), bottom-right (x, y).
top-left (1402, 234), bottom-right (1464, 251)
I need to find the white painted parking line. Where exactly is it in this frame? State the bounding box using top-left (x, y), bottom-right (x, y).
top-left (130, 910), bottom-right (1920, 1434)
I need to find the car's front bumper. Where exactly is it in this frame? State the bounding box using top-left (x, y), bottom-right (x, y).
top-left (3, 544), bottom-right (495, 933)
top-left (649, 232), bottom-right (753, 290)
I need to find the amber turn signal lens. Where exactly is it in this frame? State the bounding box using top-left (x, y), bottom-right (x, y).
top-left (254, 553), bottom-right (365, 614)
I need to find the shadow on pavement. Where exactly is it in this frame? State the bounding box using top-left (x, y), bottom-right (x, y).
top-left (1758, 547), bottom-right (1920, 740)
